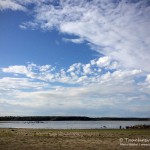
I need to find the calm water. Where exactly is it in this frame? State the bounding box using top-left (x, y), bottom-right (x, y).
top-left (0, 121), bottom-right (150, 129)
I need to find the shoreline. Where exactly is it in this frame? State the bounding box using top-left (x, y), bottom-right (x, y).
top-left (0, 128), bottom-right (149, 150)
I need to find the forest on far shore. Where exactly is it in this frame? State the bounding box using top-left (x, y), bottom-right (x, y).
top-left (0, 116), bottom-right (149, 121)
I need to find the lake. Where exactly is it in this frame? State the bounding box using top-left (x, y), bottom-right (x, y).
top-left (0, 121), bottom-right (150, 129)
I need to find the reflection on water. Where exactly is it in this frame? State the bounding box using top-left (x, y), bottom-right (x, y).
top-left (0, 121), bottom-right (150, 129)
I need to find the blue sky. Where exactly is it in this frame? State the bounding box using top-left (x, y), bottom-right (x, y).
top-left (0, 0), bottom-right (150, 117)
top-left (0, 10), bottom-right (97, 68)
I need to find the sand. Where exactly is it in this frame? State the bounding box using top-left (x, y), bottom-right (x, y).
top-left (0, 128), bottom-right (149, 150)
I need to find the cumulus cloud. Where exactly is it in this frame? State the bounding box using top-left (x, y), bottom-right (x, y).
top-left (0, 57), bottom-right (122, 84)
top-left (2, 65), bottom-right (28, 74)
top-left (2, 63), bottom-right (55, 79)
top-left (1, 57), bottom-right (149, 116)
top-left (95, 56), bottom-right (114, 69)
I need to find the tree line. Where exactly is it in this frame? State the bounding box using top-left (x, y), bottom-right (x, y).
top-left (0, 116), bottom-right (149, 121)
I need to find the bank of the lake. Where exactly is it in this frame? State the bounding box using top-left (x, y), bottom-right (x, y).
top-left (0, 128), bottom-right (149, 150)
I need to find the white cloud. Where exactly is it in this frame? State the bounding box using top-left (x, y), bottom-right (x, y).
top-left (39, 64), bottom-right (53, 72)
top-left (0, 0), bottom-right (150, 116)
top-left (83, 63), bottom-right (92, 75)
top-left (0, 71), bottom-right (149, 116)
top-left (1, 57), bottom-right (143, 85)
top-left (1, 63), bottom-right (55, 80)
top-left (111, 69), bottom-right (142, 80)
top-left (19, 22), bottom-right (39, 30)
top-left (146, 74), bottom-right (150, 83)
top-left (2, 65), bottom-right (28, 74)
top-left (62, 38), bottom-right (84, 44)
top-left (0, 77), bottom-right (49, 91)
top-left (96, 56), bottom-right (111, 68)
top-left (16, 0), bottom-right (150, 72)
top-left (1, 1), bottom-right (150, 72)
top-left (0, 0), bottom-right (26, 11)
top-left (2, 65), bottom-right (37, 79)
top-left (1, 59), bottom-right (148, 115)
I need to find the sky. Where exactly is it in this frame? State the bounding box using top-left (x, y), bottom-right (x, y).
top-left (0, 0), bottom-right (150, 117)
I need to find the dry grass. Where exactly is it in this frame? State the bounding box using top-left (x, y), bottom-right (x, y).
top-left (0, 128), bottom-right (149, 150)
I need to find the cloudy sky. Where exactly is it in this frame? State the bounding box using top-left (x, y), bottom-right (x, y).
top-left (0, 0), bottom-right (150, 117)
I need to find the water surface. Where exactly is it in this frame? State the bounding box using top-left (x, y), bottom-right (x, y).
top-left (0, 121), bottom-right (150, 129)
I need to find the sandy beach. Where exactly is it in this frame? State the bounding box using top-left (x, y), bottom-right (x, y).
top-left (0, 128), bottom-right (149, 150)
